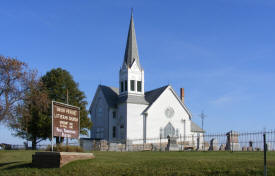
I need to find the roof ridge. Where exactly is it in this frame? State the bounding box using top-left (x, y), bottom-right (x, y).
top-left (99, 85), bottom-right (118, 89)
top-left (145, 85), bottom-right (169, 94)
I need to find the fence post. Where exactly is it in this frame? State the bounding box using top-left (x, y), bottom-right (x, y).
top-left (159, 135), bottom-right (161, 152)
top-left (143, 139), bottom-right (145, 151)
top-left (203, 133), bottom-right (205, 151)
top-left (264, 133), bottom-right (267, 176)
top-left (231, 131), bottom-right (233, 152)
top-left (180, 134), bottom-right (182, 151)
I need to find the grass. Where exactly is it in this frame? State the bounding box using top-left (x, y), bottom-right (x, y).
top-left (0, 150), bottom-right (275, 176)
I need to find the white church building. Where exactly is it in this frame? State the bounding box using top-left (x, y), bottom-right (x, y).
top-left (89, 13), bottom-right (204, 146)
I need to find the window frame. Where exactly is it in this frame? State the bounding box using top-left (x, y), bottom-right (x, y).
top-left (112, 126), bottom-right (116, 138)
top-left (120, 81), bottom-right (123, 92)
top-left (124, 80), bottom-right (127, 92)
top-left (137, 81), bottom-right (142, 92)
top-left (130, 80), bottom-right (135, 91)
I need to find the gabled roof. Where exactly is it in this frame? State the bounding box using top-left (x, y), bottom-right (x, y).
top-left (191, 121), bottom-right (204, 133)
top-left (92, 85), bottom-right (192, 120)
top-left (145, 85), bottom-right (169, 104)
top-left (142, 85), bottom-right (169, 112)
top-left (118, 95), bottom-right (149, 105)
top-left (99, 85), bottom-right (119, 108)
top-left (123, 11), bottom-right (141, 70)
top-left (94, 85), bottom-right (167, 108)
top-left (143, 85), bottom-right (192, 119)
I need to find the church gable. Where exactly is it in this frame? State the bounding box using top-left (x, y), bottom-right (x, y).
top-left (144, 85), bottom-right (192, 139)
top-left (144, 85), bottom-right (191, 119)
top-left (89, 85), bottom-right (119, 113)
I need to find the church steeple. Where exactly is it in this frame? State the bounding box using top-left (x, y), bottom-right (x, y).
top-left (123, 10), bottom-right (141, 70)
top-left (119, 10), bottom-right (145, 98)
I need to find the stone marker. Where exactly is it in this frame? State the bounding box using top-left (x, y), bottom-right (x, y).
top-left (203, 142), bottom-right (210, 151)
top-left (32, 152), bottom-right (95, 168)
top-left (248, 146), bottom-right (253, 152)
top-left (209, 138), bottom-right (219, 151)
top-left (248, 141), bottom-right (253, 151)
top-left (166, 136), bottom-right (180, 151)
top-left (242, 146), bottom-right (247, 151)
top-left (219, 144), bottom-right (226, 151)
top-left (225, 131), bottom-right (241, 151)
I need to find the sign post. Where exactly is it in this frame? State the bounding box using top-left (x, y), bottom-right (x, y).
top-left (264, 132), bottom-right (267, 176)
top-left (51, 101), bottom-right (80, 151)
top-left (32, 101), bottom-right (93, 168)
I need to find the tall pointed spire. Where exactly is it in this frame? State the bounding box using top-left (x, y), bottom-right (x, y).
top-left (123, 10), bottom-right (141, 69)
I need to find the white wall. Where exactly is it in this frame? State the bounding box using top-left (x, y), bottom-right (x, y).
top-left (126, 103), bottom-right (147, 143)
top-left (119, 60), bottom-right (144, 96)
top-left (118, 103), bottom-right (127, 141)
top-left (145, 87), bottom-right (191, 141)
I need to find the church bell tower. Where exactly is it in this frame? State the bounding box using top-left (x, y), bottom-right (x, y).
top-left (119, 11), bottom-right (145, 98)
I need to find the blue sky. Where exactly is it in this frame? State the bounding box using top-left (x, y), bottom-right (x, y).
top-left (0, 0), bottom-right (275, 144)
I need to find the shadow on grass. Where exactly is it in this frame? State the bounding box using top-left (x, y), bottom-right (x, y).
top-left (3, 162), bottom-right (32, 170)
top-left (0, 161), bottom-right (24, 168)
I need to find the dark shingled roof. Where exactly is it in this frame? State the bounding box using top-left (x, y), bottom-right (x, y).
top-left (99, 85), bottom-right (169, 108)
top-left (99, 85), bottom-right (119, 108)
top-left (145, 85), bottom-right (169, 104)
top-left (118, 95), bottom-right (149, 105)
top-left (191, 121), bottom-right (204, 133)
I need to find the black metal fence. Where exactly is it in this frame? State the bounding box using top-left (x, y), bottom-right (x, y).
top-left (2, 130), bottom-right (274, 152)
top-left (80, 129), bottom-right (275, 152)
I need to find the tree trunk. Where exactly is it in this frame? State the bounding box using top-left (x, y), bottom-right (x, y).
top-left (60, 137), bottom-right (64, 143)
top-left (56, 137), bottom-right (65, 144)
top-left (32, 137), bottom-right (37, 150)
top-left (56, 137), bottom-right (60, 144)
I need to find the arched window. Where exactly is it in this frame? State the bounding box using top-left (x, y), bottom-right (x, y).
top-left (164, 122), bottom-right (175, 138)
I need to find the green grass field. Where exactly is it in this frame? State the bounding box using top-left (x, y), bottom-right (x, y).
top-left (0, 150), bottom-right (275, 176)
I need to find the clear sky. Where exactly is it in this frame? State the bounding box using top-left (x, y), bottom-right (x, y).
top-left (0, 0), bottom-right (275, 144)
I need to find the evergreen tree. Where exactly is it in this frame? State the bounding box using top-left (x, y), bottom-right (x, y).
top-left (41, 68), bottom-right (92, 143)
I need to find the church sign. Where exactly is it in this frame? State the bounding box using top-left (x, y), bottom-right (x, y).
top-left (52, 101), bottom-right (80, 139)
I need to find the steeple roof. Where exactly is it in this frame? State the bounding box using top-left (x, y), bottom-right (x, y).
top-left (123, 11), bottom-right (141, 69)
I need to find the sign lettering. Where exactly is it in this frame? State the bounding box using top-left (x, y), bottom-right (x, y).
top-left (52, 102), bottom-right (80, 139)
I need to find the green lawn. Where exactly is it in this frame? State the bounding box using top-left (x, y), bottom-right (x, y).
top-left (0, 150), bottom-right (275, 176)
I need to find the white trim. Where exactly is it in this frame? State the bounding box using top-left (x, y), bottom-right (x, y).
top-left (52, 101), bottom-right (80, 110)
top-left (168, 86), bottom-right (192, 119)
top-left (142, 86), bottom-right (169, 114)
top-left (142, 85), bottom-right (192, 119)
top-left (89, 86), bottom-right (101, 112)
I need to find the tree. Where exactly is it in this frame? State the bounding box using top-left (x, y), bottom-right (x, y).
top-left (41, 68), bottom-right (92, 143)
top-left (9, 71), bottom-right (51, 149)
top-left (0, 55), bottom-right (28, 122)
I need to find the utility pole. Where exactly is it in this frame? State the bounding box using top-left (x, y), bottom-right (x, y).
top-left (199, 111), bottom-right (206, 151)
top-left (200, 111), bottom-right (206, 131)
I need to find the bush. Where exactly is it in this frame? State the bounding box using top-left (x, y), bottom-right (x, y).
top-left (46, 145), bottom-right (84, 152)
